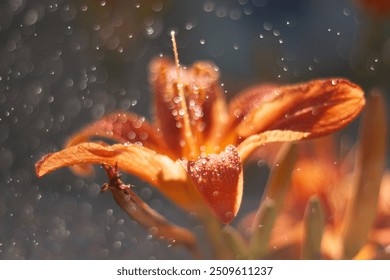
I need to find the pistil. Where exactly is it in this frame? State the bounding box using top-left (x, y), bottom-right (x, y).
top-left (171, 31), bottom-right (197, 159)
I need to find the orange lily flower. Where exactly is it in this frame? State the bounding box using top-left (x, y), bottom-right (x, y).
top-left (249, 92), bottom-right (387, 260)
top-left (35, 33), bottom-right (365, 225)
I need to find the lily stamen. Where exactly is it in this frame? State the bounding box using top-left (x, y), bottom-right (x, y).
top-left (171, 31), bottom-right (197, 159)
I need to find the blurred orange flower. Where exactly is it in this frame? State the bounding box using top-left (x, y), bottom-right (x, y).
top-left (355, 0), bottom-right (390, 16)
top-left (260, 92), bottom-right (387, 259)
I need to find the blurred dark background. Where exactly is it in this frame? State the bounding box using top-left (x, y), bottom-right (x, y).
top-left (0, 0), bottom-right (389, 259)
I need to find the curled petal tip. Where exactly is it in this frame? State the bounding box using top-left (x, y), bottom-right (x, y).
top-left (35, 154), bottom-right (50, 178)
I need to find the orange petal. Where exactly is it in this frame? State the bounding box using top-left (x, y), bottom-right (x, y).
top-left (237, 130), bottom-right (310, 163)
top-left (187, 145), bottom-right (243, 224)
top-left (217, 84), bottom-right (277, 148)
top-left (65, 112), bottom-right (173, 157)
top-left (376, 173), bottom-right (390, 228)
top-left (35, 142), bottom-right (204, 212)
top-left (149, 58), bottom-right (227, 157)
top-left (356, 0), bottom-right (390, 16)
top-left (227, 84), bottom-right (278, 128)
top-left (236, 79), bottom-right (365, 139)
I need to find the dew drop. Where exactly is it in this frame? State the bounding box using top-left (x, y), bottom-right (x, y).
top-left (24, 9), bottom-right (39, 26)
top-left (113, 241), bottom-right (122, 249)
top-left (263, 22), bottom-right (272, 31)
top-left (203, 1), bottom-right (215, 12)
top-left (343, 8), bottom-right (351, 16)
top-left (244, 7), bottom-right (252, 15)
top-left (185, 22), bottom-right (194, 30)
top-left (229, 8), bottom-right (242, 20)
top-left (152, 2), bottom-right (163, 12)
top-left (216, 5), bottom-right (228, 17)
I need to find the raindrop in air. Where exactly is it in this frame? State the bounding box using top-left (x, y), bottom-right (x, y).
top-left (343, 8), bottom-right (351, 16)
top-left (203, 1), bottom-right (216, 13)
top-left (263, 22), bottom-right (272, 31)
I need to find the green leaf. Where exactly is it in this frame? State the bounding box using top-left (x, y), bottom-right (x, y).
top-left (222, 226), bottom-right (248, 259)
top-left (262, 143), bottom-right (298, 214)
top-left (248, 199), bottom-right (277, 259)
top-left (301, 196), bottom-right (325, 259)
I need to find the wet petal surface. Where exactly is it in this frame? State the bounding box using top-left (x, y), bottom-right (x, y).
top-left (188, 145), bottom-right (243, 224)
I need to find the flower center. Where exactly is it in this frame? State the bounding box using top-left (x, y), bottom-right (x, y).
top-left (171, 31), bottom-right (197, 159)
